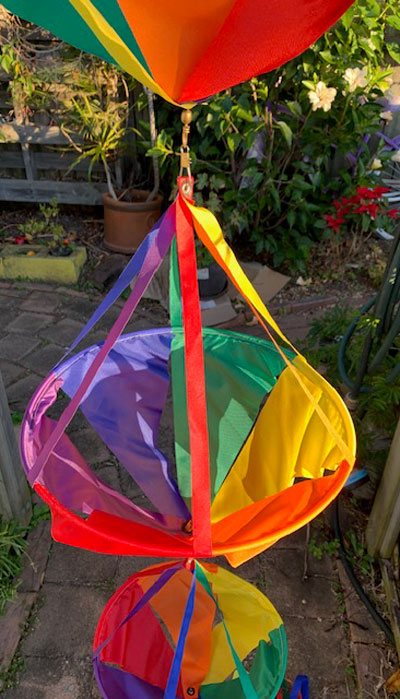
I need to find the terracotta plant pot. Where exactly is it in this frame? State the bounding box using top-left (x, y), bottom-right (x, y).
top-left (103, 190), bottom-right (163, 254)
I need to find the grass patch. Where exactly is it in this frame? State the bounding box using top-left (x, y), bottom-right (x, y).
top-left (0, 503), bottom-right (50, 616)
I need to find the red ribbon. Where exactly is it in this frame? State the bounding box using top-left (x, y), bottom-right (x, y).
top-left (175, 180), bottom-right (212, 556)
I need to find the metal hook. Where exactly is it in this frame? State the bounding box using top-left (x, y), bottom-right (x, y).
top-left (179, 109), bottom-right (192, 177)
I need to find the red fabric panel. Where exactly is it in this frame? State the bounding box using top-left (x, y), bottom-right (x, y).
top-left (175, 188), bottom-right (212, 557)
top-left (100, 586), bottom-right (174, 689)
top-left (179, 0), bottom-right (353, 102)
top-left (35, 484), bottom-right (195, 557)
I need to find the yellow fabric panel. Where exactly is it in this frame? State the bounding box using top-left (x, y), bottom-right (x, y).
top-left (187, 200), bottom-right (355, 466)
top-left (69, 0), bottom-right (177, 104)
top-left (201, 564), bottom-right (282, 683)
top-left (187, 201), bottom-right (292, 349)
top-left (211, 358), bottom-right (356, 523)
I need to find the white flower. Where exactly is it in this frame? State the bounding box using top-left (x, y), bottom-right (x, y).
top-left (380, 110), bottom-right (393, 122)
top-left (308, 82), bottom-right (337, 112)
top-left (391, 151), bottom-right (400, 163)
top-left (370, 158), bottom-right (382, 171)
top-left (344, 67), bottom-right (368, 93)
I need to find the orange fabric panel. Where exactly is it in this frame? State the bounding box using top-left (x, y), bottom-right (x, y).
top-left (211, 460), bottom-right (352, 566)
top-left (148, 568), bottom-right (215, 695)
top-left (116, 0), bottom-right (234, 100)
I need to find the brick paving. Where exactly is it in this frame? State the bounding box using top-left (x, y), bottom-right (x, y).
top-left (0, 280), bottom-right (375, 698)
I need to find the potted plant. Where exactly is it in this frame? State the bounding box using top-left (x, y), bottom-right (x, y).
top-left (68, 84), bottom-right (163, 254)
top-left (0, 199), bottom-right (87, 284)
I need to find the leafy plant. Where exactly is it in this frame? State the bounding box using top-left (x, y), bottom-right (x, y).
top-left (16, 199), bottom-right (76, 255)
top-left (345, 529), bottom-right (374, 577)
top-left (303, 300), bottom-right (400, 482)
top-left (320, 186), bottom-right (399, 261)
top-left (0, 519), bottom-right (26, 615)
top-left (309, 535), bottom-right (340, 560)
top-left (148, 0), bottom-right (397, 272)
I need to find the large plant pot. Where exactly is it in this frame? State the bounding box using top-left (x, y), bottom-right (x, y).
top-left (103, 191), bottom-right (163, 254)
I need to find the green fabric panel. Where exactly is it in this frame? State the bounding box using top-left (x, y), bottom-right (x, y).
top-left (2, 0), bottom-right (115, 65)
top-left (90, 0), bottom-right (150, 71)
top-left (172, 327), bottom-right (293, 502)
top-left (169, 238), bottom-right (182, 328)
top-left (200, 630), bottom-right (288, 699)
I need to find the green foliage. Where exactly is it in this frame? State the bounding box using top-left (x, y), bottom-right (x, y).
top-left (148, 0), bottom-right (397, 272)
top-left (0, 653), bottom-right (24, 690)
top-left (303, 300), bottom-right (400, 482)
top-left (0, 519), bottom-right (26, 615)
top-left (10, 410), bottom-right (23, 426)
top-left (0, 502), bottom-right (50, 618)
top-left (358, 374), bottom-right (400, 433)
top-left (17, 199), bottom-right (76, 255)
top-left (345, 529), bottom-right (374, 577)
top-left (302, 305), bottom-right (358, 383)
top-left (309, 535), bottom-right (340, 560)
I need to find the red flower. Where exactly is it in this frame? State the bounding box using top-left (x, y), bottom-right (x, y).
top-left (388, 208), bottom-right (399, 219)
top-left (14, 235), bottom-right (26, 245)
top-left (325, 214), bottom-right (344, 232)
top-left (356, 186), bottom-right (375, 199)
top-left (366, 203), bottom-right (379, 218)
top-left (373, 186), bottom-right (390, 196)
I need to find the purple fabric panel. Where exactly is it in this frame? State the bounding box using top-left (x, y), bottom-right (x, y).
top-left (58, 212), bottom-right (167, 365)
top-left (27, 206), bottom-right (176, 486)
top-left (60, 331), bottom-right (189, 521)
top-left (33, 415), bottom-right (181, 529)
top-left (94, 660), bottom-right (181, 699)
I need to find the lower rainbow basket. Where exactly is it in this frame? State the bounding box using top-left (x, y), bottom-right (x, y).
top-left (92, 560), bottom-right (288, 699)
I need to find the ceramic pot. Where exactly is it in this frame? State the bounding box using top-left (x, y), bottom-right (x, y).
top-left (103, 190), bottom-right (163, 253)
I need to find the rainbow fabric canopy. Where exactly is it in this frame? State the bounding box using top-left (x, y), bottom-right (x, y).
top-left (93, 560), bottom-right (288, 699)
top-left (20, 180), bottom-right (356, 567)
top-left (2, 0), bottom-right (353, 105)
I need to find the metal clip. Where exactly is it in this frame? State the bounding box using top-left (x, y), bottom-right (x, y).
top-left (179, 109), bottom-right (193, 177)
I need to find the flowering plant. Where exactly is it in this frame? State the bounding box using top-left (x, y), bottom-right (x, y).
top-left (323, 186), bottom-right (399, 255)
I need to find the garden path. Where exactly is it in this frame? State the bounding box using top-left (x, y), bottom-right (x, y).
top-left (0, 279), bottom-right (382, 698)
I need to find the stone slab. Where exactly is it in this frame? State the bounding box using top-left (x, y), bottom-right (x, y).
top-left (20, 344), bottom-right (63, 376)
top-left (284, 613), bottom-right (354, 698)
top-left (93, 464), bottom-right (121, 492)
top-left (115, 556), bottom-right (165, 588)
top-left (0, 334), bottom-right (41, 362)
top-left (5, 312), bottom-right (55, 335)
top-left (0, 287), bottom-right (30, 298)
top-left (337, 560), bottom-right (387, 646)
top-left (0, 592), bottom-right (36, 672)
top-left (1, 655), bottom-right (93, 699)
top-left (46, 544), bottom-right (118, 585)
top-left (39, 319), bottom-right (84, 347)
top-left (22, 584), bottom-right (109, 659)
top-left (352, 642), bottom-right (388, 698)
top-left (20, 522), bottom-right (52, 593)
top-left (0, 360), bottom-right (25, 387)
top-left (0, 307), bottom-right (21, 330)
top-left (21, 292), bottom-right (63, 314)
top-left (71, 429), bottom-right (111, 465)
top-left (58, 296), bottom-right (98, 321)
top-left (6, 373), bottom-right (42, 409)
top-left (258, 547), bottom-right (339, 621)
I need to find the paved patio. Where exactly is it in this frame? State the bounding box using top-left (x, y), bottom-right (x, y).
top-left (0, 280), bottom-right (386, 698)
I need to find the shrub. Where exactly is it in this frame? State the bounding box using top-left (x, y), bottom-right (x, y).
top-left (147, 0), bottom-right (398, 272)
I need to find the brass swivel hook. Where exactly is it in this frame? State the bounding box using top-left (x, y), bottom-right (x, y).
top-left (179, 108), bottom-right (193, 179)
